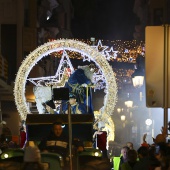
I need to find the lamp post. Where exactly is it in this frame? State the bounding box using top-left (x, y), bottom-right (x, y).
top-left (132, 54), bottom-right (145, 88)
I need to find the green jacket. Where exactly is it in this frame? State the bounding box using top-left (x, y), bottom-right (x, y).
top-left (121, 162), bottom-right (133, 170)
top-left (113, 156), bottom-right (121, 170)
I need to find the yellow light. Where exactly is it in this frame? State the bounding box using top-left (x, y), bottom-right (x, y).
top-left (4, 153), bottom-right (9, 158)
top-left (94, 152), bottom-right (99, 157)
top-left (121, 115), bottom-right (126, 121)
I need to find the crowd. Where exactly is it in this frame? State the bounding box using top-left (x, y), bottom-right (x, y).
top-left (112, 127), bottom-right (170, 170)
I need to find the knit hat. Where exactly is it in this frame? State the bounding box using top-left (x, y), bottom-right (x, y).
top-left (24, 146), bottom-right (41, 162)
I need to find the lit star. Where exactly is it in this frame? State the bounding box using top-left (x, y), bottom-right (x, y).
top-left (27, 49), bottom-right (74, 86)
top-left (91, 40), bottom-right (109, 54)
top-left (105, 47), bottom-right (118, 60)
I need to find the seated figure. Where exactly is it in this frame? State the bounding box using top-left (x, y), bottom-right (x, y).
top-left (62, 93), bottom-right (87, 114)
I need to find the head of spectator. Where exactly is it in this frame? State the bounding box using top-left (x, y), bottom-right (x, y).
top-left (127, 149), bottom-right (138, 163)
top-left (137, 146), bottom-right (149, 160)
top-left (155, 142), bottom-right (167, 162)
top-left (126, 142), bottom-right (134, 150)
top-left (153, 127), bottom-right (167, 144)
top-left (121, 146), bottom-right (130, 162)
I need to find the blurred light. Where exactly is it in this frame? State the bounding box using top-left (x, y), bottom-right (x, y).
top-left (121, 115), bottom-right (126, 121)
top-left (125, 100), bottom-right (133, 108)
top-left (94, 152), bottom-right (99, 157)
top-left (132, 76), bottom-right (144, 88)
top-left (4, 153), bottom-right (9, 158)
top-left (117, 108), bottom-right (121, 113)
top-left (145, 119), bottom-right (152, 126)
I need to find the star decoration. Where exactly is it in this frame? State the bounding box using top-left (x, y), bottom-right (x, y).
top-left (91, 40), bottom-right (109, 54)
top-left (105, 47), bottom-right (118, 60)
top-left (27, 49), bottom-right (74, 86)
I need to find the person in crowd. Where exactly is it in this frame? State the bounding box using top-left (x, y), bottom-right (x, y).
top-left (120, 149), bottom-right (138, 170)
top-left (126, 142), bottom-right (134, 150)
top-left (38, 122), bottom-right (84, 167)
top-left (62, 93), bottom-right (87, 114)
top-left (22, 145), bottom-right (44, 170)
top-left (1, 121), bottom-right (12, 142)
top-left (113, 146), bottom-right (129, 170)
top-left (154, 142), bottom-right (170, 170)
top-left (20, 121), bottom-right (26, 148)
top-left (133, 146), bottom-right (153, 170)
top-left (153, 127), bottom-right (167, 145)
top-left (0, 133), bottom-right (9, 151)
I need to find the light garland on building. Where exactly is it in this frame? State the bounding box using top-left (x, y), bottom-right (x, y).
top-left (14, 39), bottom-right (117, 141)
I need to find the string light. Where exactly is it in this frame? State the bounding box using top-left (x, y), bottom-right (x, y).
top-left (14, 39), bottom-right (118, 141)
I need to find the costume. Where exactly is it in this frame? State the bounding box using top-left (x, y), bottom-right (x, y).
top-left (64, 67), bottom-right (94, 114)
top-left (20, 130), bottom-right (26, 148)
top-left (62, 102), bottom-right (87, 114)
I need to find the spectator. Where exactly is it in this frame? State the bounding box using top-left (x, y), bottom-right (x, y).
top-left (133, 146), bottom-right (152, 170)
top-left (121, 149), bottom-right (138, 170)
top-left (113, 146), bottom-right (129, 170)
top-left (1, 121), bottom-right (12, 142)
top-left (126, 142), bottom-right (134, 150)
top-left (154, 142), bottom-right (169, 170)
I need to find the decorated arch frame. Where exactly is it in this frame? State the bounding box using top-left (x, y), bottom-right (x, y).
top-left (14, 39), bottom-right (117, 140)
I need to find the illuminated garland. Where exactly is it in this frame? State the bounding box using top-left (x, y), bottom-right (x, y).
top-left (49, 39), bottom-right (145, 62)
top-left (14, 39), bottom-right (117, 140)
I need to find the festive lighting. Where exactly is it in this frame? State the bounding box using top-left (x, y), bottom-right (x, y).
top-left (145, 119), bottom-right (152, 126)
top-left (132, 54), bottom-right (145, 88)
top-left (132, 76), bottom-right (144, 88)
top-left (121, 115), bottom-right (126, 121)
top-left (117, 108), bottom-right (121, 113)
top-left (48, 39), bottom-right (145, 63)
top-left (14, 39), bottom-right (117, 141)
top-left (125, 100), bottom-right (133, 108)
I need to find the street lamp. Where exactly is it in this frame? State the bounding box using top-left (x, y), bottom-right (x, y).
top-left (132, 54), bottom-right (145, 88)
top-left (124, 93), bottom-right (133, 108)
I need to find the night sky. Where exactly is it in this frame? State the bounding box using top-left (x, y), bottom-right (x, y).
top-left (71, 0), bottom-right (136, 40)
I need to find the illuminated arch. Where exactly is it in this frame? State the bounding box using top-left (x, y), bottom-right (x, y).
top-left (14, 39), bottom-right (117, 139)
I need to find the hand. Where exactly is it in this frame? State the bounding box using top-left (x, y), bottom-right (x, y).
top-left (81, 83), bottom-right (88, 87)
top-left (143, 133), bottom-right (147, 143)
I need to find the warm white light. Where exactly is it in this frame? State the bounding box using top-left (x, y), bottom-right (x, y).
top-left (121, 115), bottom-right (126, 121)
top-left (125, 100), bottom-right (133, 108)
top-left (117, 108), bottom-right (121, 113)
top-left (94, 152), bottom-right (99, 157)
top-left (132, 76), bottom-right (144, 88)
top-left (145, 119), bottom-right (152, 126)
top-left (4, 154), bottom-right (9, 158)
